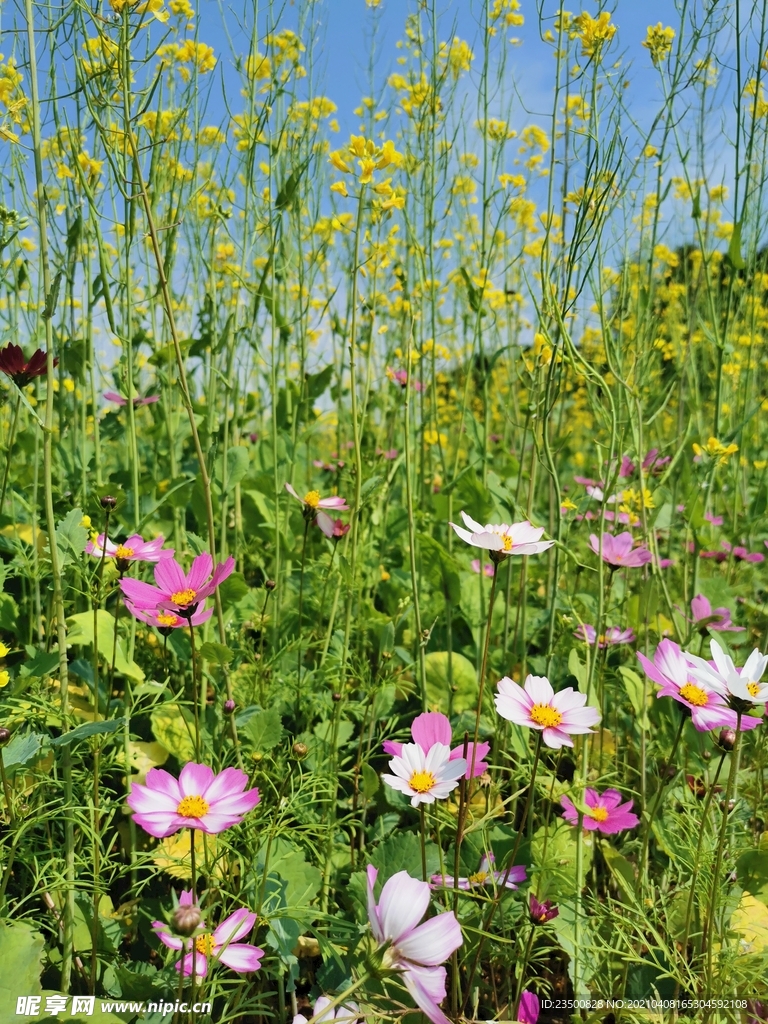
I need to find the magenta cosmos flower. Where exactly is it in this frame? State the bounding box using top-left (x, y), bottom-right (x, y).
top-left (366, 865), bottom-right (462, 1024)
top-left (590, 531), bottom-right (652, 568)
top-left (86, 533), bottom-right (173, 570)
top-left (126, 600), bottom-right (213, 630)
top-left (516, 991), bottom-right (540, 1024)
top-left (120, 552), bottom-right (234, 618)
top-left (285, 482), bottom-right (349, 539)
top-left (637, 639), bottom-right (761, 731)
top-left (450, 511), bottom-right (554, 562)
top-left (561, 788), bottom-right (639, 834)
top-left (104, 390), bottom-right (160, 407)
top-left (529, 895), bottom-right (558, 924)
top-left (690, 594), bottom-right (743, 633)
top-left (495, 674), bottom-right (600, 749)
top-left (382, 711), bottom-right (489, 779)
top-left (573, 624), bottom-right (635, 647)
top-left (431, 850), bottom-right (526, 891)
top-left (127, 763), bottom-right (260, 838)
top-left (154, 893), bottom-right (263, 977)
top-left (382, 742), bottom-right (466, 808)
top-left (471, 558), bottom-right (495, 577)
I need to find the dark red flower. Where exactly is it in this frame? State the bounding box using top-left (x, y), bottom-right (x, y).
top-left (0, 344), bottom-right (56, 387)
top-left (529, 894), bottom-right (559, 924)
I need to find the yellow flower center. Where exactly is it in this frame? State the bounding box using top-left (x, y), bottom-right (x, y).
top-left (679, 682), bottom-right (709, 707)
top-left (177, 794), bottom-right (210, 818)
top-left (303, 490), bottom-right (321, 509)
top-left (157, 612), bottom-right (180, 627)
top-left (468, 870), bottom-right (488, 885)
top-left (114, 545), bottom-right (135, 559)
top-left (194, 933), bottom-right (215, 956)
top-left (409, 770), bottom-right (436, 794)
top-left (171, 588), bottom-right (197, 606)
top-left (747, 681), bottom-right (761, 697)
top-left (586, 806), bottom-right (609, 822)
top-left (502, 534), bottom-right (513, 552)
top-left (529, 703), bottom-right (563, 728)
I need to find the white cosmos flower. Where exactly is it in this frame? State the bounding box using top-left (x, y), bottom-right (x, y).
top-left (449, 511), bottom-right (554, 559)
top-left (381, 742), bottom-right (466, 807)
top-left (689, 638), bottom-right (768, 705)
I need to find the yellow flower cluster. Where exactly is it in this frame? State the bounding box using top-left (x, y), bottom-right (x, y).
top-left (693, 437), bottom-right (739, 465)
top-left (643, 23), bottom-right (675, 65)
top-left (157, 39), bottom-right (216, 80)
top-left (329, 136), bottom-right (405, 210)
top-left (572, 12), bottom-right (617, 59)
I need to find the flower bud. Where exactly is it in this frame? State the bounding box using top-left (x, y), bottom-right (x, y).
top-left (171, 904), bottom-right (202, 937)
top-left (265, 579), bottom-right (276, 591)
top-left (100, 495), bottom-right (117, 510)
top-left (223, 699), bottom-right (236, 716)
top-left (332, 692), bottom-right (342, 702)
top-left (292, 742), bottom-right (309, 759)
top-left (0, 727), bottom-right (10, 745)
top-left (718, 728), bottom-right (736, 751)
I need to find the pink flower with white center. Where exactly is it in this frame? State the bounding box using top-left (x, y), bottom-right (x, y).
top-left (127, 763), bottom-right (260, 838)
top-left (689, 638), bottom-right (768, 707)
top-left (293, 997), bottom-right (359, 1024)
top-left (431, 850), bottom-right (526, 891)
top-left (382, 711), bottom-right (489, 779)
top-left (366, 865), bottom-right (462, 1024)
top-left (589, 531), bottom-right (652, 568)
top-left (86, 533), bottom-right (173, 569)
top-left (690, 594), bottom-right (744, 633)
top-left (573, 624), bottom-right (635, 647)
top-left (494, 674), bottom-right (600, 749)
top-left (382, 742), bottom-right (466, 807)
top-left (561, 788), bottom-right (639, 834)
top-left (154, 896), bottom-right (263, 977)
top-left (119, 553), bottom-right (234, 617)
top-left (471, 558), bottom-right (495, 577)
top-left (285, 482), bottom-right (349, 539)
top-left (449, 511), bottom-right (553, 562)
top-left (636, 639), bottom-right (759, 731)
top-left (126, 600), bottom-right (213, 631)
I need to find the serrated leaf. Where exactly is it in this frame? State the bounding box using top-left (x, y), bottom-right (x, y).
top-left (55, 507), bottom-right (88, 566)
top-left (199, 641), bottom-right (234, 665)
top-left (242, 707), bottom-right (283, 751)
top-left (424, 651), bottom-right (477, 714)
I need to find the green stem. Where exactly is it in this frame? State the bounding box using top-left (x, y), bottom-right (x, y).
top-left (0, 392), bottom-right (21, 512)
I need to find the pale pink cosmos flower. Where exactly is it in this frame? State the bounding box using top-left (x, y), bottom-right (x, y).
top-left (285, 482), bottom-right (349, 538)
top-left (127, 763), bottom-right (260, 838)
top-left (573, 624), bottom-right (635, 647)
top-left (126, 600), bottom-right (213, 630)
top-left (689, 638), bottom-right (768, 706)
top-left (589, 531), bottom-right (652, 568)
top-left (494, 674), bottom-right (600, 748)
top-left (366, 865), bottom-right (462, 1024)
top-left (690, 594), bottom-right (744, 632)
top-left (471, 558), bottom-right (495, 577)
top-left (431, 850), bottom-right (526, 891)
top-left (561, 788), bottom-right (639, 834)
top-left (293, 997), bottom-right (359, 1024)
top-left (618, 455), bottom-right (635, 478)
top-left (120, 552), bottom-right (234, 617)
top-left (154, 893), bottom-right (263, 977)
top-left (383, 711), bottom-right (489, 779)
top-left (104, 390), bottom-right (160, 407)
top-left (450, 511), bottom-right (553, 561)
top-left (382, 742), bottom-right (466, 807)
top-left (636, 639), bottom-right (760, 731)
top-left (86, 533), bottom-right (173, 567)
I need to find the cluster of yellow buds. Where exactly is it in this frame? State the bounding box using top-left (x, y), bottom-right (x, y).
top-left (693, 437), bottom-right (739, 465)
top-left (572, 11), bottom-right (616, 60)
top-left (643, 23), bottom-right (675, 65)
top-left (329, 136), bottom-right (405, 210)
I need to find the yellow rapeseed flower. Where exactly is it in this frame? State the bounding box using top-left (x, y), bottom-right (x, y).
top-left (692, 437), bottom-right (739, 465)
top-left (643, 23), bottom-right (675, 65)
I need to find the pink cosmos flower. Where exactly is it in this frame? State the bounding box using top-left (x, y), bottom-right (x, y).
top-left (516, 991), bottom-right (540, 1024)
top-left (293, 997), bottom-right (359, 1024)
top-left (386, 366), bottom-right (424, 391)
top-left (104, 390), bottom-right (160, 407)
top-left (618, 455), bottom-right (635, 478)
top-left (450, 511), bottom-right (554, 560)
top-left (285, 482), bottom-right (349, 539)
top-left (120, 553), bottom-right (234, 617)
top-left (126, 600), bottom-right (213, 630)
top-left (366, 865), bottom-right (463, 1024)
top-left (494, 674), bottom-right (600, 749)
top-left (560, 788), bottom-right (639, 834)
top-left (377, 447), bottom-right (399, 460)
top-left (573, 624), bottom-right (635, 647)
top-left (690, 594), bottom-right (744, 633)
top-left (636, 639), bottom-right (760, 731)
top-left (642, 449), bottom-right (670, 475)
top-left (154, 893), bottom-right (263, 977)
top-left (529, 895), bottom-right (558, 924)
top-left (381, 742), bottom-right (466, 807)
top-left (127, 763), bottom-right (260, 838)
top-left (704, 512), bottom-right (723, 526)
top-left (689, 638), bottom-right (768, 706)
top-left (471, 558), bottom-right (495, 577)
top-left (431, 850), bottom-right (526, 891)
top-left (589, 532), bottom-right (652, 568)
top-left (700, 548), bottom-right (728, 563)
top-left (574, 475), bottom-right (601, 488)
top-left (382, 711), bottom-right (489, 779)
top-left (86, 533), bottom-right (173, 567)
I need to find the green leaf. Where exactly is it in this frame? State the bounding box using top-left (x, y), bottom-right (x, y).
top-left (242, 707), bottom-right (283, 751)
top-left (418, 533), bottom-right (461, 605)
top-left (618, 665), bottom-right (650, 728)
top-left (67, 610), bottom-right (144, 682)
top-left (0, 919), bottom-right (45, 1006)
top-left (2, 731), bottom-right (45, 775)
top-left (219, 571), bottom-right (249, 607)
top-left (50, 719), bottom-right (124, 747)
top-left (305, 364), bottom-right (334, 401)
top-left (425, 651), bottom-right (477, 714)
top-left (602, 843), bottom-right (637, 904)
top-left (568, 647), bottom-right (588, 689)
top-left (55, 508), bottom-right (88, 567)
top-left (222, 446), bottom-right (250, 493)
top-left (735, 841), bottom-right (768, 905)
top-left (199, 641), bottom-right (234, 666)
top-left (727, 219), bottom-right (746, 270)
top-left (362, 762), bottom-right (379, 798)
top-left (371, 831), bottom-right (440, 881)
top-left (19, 647), bottom-right (60, 679)
top-left (151, 704), bottom-right (196, 763)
